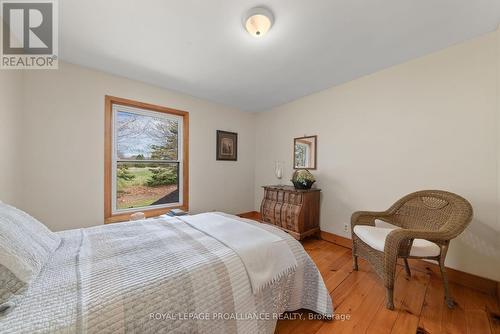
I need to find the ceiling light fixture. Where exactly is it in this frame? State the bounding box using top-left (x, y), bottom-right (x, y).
top-left (244, 7), bottom-right (274, 37)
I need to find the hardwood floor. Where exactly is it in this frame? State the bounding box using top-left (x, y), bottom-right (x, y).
top-left (275, 238), bottom-right (500, 334)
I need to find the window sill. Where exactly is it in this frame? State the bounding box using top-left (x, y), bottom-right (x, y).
top-left (104, 205), bottom-right (188, 224)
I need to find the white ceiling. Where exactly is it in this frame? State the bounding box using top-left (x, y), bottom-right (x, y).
top-left (60, 0), bottom-right (500, 112)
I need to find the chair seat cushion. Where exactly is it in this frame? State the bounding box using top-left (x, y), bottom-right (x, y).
top-left (353, 225), bottom-right (440, 257)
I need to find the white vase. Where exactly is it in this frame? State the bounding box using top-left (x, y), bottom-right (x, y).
top-left (274, 161), bottom-right (283, 185)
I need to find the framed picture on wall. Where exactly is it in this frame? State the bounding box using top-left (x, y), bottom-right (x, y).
top-left (294, 135), bottom-right (317, 169)
top-left (216, 130), bottom-right (238, 161)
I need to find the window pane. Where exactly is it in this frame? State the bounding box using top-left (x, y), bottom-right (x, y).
top-left (116, 162), bottom-right (179, 210)
top-left (116, 111), bottom-right (178, 160)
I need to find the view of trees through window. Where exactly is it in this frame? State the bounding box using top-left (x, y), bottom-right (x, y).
top-left (115, 110), bottom-right (180, 210)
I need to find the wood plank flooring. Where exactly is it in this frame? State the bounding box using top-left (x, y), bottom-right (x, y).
top-left (275, 239), bottom-right (500, 334)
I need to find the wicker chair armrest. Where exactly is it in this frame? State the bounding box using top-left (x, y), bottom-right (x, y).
top-left (386, 228), bottom-right (449, 244)
top-left (351, 210), bottom-right (391, 229)
top-left (384, 229), bottom-right (447, 263)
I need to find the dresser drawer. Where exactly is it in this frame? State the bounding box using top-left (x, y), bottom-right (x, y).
top-left (285, 192), bottom-right (302, 205)
top-left (280, 204), bottom-right (300, 231)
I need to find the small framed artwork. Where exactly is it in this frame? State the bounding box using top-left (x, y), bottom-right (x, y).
top-left (294, 135), bottom-right (317, 169)
top-left (216, 130), bottom-right (238, 161)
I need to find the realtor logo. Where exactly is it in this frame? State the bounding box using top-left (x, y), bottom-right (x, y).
top-left (1, 0), bottom-right (58, 69)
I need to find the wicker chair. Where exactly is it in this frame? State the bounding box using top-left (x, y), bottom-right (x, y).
top-left (351, 190), bottom-right (473, 310)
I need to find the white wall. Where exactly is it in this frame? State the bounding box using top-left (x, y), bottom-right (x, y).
top-left (254, 31), bottom-right (500, 281)
top-left (17, 62), bottom-right (256, 231)
top-left (0, 71), bottom-right (23, 205)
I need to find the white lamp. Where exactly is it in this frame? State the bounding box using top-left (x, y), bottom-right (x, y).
top-left (244, 7), bottom-right (274, 37)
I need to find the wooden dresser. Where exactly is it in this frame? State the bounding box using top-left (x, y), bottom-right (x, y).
top-left (260, 185), bottom-right (320, 240)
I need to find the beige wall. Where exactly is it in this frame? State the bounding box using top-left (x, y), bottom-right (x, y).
top-left (255, 31), bottom-right (500, 281)
top-left (17, 62), bottom-right (256, 231)
top-left (0, 71), bottom-right (23, 205)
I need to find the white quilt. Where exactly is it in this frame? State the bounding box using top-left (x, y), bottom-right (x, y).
top-left (0, 214), bottom-right (333, 333)
top-left (180, 212), bottom-right (297, 293)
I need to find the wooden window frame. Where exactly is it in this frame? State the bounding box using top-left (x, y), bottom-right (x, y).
top-left (104, 96), bottom-right (189, 224)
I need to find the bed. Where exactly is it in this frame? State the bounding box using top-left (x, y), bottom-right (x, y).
top-left (0, 211), bottom-right (332, 334)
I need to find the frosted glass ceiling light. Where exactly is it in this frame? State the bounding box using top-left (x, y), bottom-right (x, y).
top-left (244, 7), bottom-right (274, 37)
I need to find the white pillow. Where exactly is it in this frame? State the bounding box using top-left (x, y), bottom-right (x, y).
top-left (0, 203), bottom-right (61, 306)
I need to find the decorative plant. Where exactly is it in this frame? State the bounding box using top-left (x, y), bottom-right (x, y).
top-left (291, 170), bottom-right (316, 189)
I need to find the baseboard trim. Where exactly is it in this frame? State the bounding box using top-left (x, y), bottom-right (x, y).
top-left (320, 230), bottom-right (498, 296)
top-left (237, 211), bottom-right (261, 220)
top-left (320, 231), bottom-right (352, 249)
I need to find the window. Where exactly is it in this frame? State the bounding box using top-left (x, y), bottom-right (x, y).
top-left (105, 96), bottom-right (189, 223)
